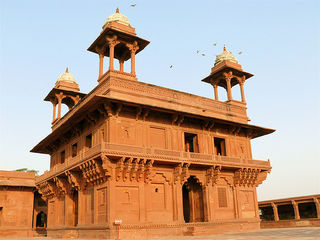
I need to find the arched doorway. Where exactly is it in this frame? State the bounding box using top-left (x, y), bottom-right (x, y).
top-left (182, 176), bottom-right (204, 223)
top-left (36, 211), bottom-right (47, 227)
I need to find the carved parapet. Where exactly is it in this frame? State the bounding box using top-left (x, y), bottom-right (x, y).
top-left (234, 168), bottom-right (262, 187)
top-left (205, 165), bottom-right (221, 186)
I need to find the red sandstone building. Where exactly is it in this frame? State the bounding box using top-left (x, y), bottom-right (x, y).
top-left (0, 170), bottom-right (47, 237)
top-left (31, 9), bottom-right (275, 239)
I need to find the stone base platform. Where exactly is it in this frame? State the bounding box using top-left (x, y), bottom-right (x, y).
top-left (46, 219), bottom-right (260, 239)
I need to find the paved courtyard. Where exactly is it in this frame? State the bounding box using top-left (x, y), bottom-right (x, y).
top-left (1, 227), bottom-right (320, 240)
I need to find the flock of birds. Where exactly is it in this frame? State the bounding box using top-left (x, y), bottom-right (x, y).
top-left (128, 3), bottom-right (243, 70)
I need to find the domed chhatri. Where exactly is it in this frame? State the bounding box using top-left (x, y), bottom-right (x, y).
top-left (56, 67), bottom-right (77, 84)
top-left (214, 46), bottom-right (238, 66)
top-left (102, 8), bottom-right (131, 30)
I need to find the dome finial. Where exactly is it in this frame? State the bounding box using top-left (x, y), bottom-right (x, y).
top-left (66, 67), bottom-right (69, 73)
top-left (116, 8), bottom-right (119, 13)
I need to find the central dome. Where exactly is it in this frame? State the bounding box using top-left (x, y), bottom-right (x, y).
top-left (56, 68), bottom-right (77, 84)
top-left (214, 46), bottom-right (238, 66)
top-left (102, 8), bottom-right (130, 30)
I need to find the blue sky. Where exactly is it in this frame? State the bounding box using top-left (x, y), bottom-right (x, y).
top-left (0, 0), bottom-right (319, 201)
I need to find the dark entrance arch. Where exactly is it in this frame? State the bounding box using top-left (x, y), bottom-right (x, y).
top-left (36, 211), bottom-right (47, 227)
top-left (182, 176), bottom-right (204, 223)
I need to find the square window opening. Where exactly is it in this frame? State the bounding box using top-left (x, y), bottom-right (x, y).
top-left (214, 137), bottom-right (226, 156)
top-left (72, 143), bottom-right (78, 157)
top-left (60, 150), bottom-right (65, 164)
top-left (184, 133), bottom-right (199, 153)
top-left (86, 134), bottom-right (92, 149)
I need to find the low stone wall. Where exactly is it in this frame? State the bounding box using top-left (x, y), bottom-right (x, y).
top-left (261, 218), bottom-right (320, 229)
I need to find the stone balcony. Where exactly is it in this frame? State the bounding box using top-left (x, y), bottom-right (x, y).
top-left (36, 142), bottom-right (271, 183)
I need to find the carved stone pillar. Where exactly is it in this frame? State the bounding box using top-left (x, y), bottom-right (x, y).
top-left (99, 53), bottom-right (104, 77)
top-left (106, 36), bottom-right (119, 71)
top-left (55, 92), bottom-right (64, 119)
top-left (292, 200), bottom-right (300, 220)
top-left (119, 59), bottom-right (124, 72)
top-left (213, 84), bottom-right (219, 100)
top-left (313, 197), bottom-right (320, 219)
top-left (51, 99), bottom-right (57, 122)
top-left (239, 83), bottom-right (246, 103)
top-left (126, 41), bottom-right (139, 76)
top-left (96, 46), bottom-right (106, 78)
top-left (223, 71), bottom-right (233, 101)
top-left (271, 202), bottom-right (279, 221)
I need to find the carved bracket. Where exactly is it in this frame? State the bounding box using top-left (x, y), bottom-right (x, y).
top-left (206, 165), bottom-right (221, 186)
top-left (234, 168), bottom-right (262, 187)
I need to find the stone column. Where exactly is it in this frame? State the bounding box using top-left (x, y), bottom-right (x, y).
top-left (106, 36), bottom-right (119, 71)
top-left (239, 83), bottom-right (246, 103)
top-left (119, 59), bottom-right (124, 72)
top-left (213, 84), bottom-right (219, 100)
top-left (55, 93), bottom-right (64, 120)
top-left (292, 200), bottom-right (300, 220)
top-left (223, 71), bottom-right (233, 101)
top-left (65, 193), bottom-right (75, 226)
top-left (51, 100), bottom-right (57, 122)
top-left (271, 202), bottom-right (279, 221)
top-left (126, 41), bottom-right (139, 76)
top-left (238, 75), bottom-right (246, 103)
top-left (233, 186), bottom-right (240, 219)
top-left (99, 53), bottom-right (104, 78)
top-left (96, 45), bottom-right (106, 79)
top-left (313, 197), bottom-right (320, 219)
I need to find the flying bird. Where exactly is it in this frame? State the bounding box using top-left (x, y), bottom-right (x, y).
top-left (202, 53), bottom-right (206, 56)
top-left (130, 4), bottom-right (136, 7)
top-left (196, 50), bottom-right (200, 54)
top-left (213, 43), bottom-right (217, 46)
top-left (169, 65), bottom-right (173, 68)
top-left (238, 51), bottom-right (242, 55)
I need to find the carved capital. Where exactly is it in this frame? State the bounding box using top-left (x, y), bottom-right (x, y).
top-left (106, 35), bottom-right (120, 47)
top-left (126, 41), bottom-right (139, 53)
top-left (95, 44), bottom-right (107, 55)
top-left (222, 71), bottom-right (233, 81)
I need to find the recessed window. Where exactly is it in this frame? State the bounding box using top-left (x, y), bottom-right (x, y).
top-left (60, 150), bottom-right (65, 164)
top-left (72, 143), bottom-right (78, 157)
top-left (184, 132), bottom-right (199, 153)
top-left (218, 187), bottom-right (227, 208)
top-left (86, 134), bottom-right (92, 149)
top-left (214, 137), bottom-right (226, 156)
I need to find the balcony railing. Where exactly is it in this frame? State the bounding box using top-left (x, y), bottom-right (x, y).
top-left (37, 142), bottom-right (271, 183)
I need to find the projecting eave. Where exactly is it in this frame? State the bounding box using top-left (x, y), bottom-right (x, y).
top-left (202, 60), bottom-right (253, 86)
top-left (44, 88), bottom-right (87, 102)
top-left (30, 94), bottom-right (275, 155)
top-left (87, 26), bottom-right (150, 61)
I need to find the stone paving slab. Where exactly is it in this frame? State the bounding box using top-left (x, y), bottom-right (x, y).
top-left (1, 227), bottom-right (320, 240)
